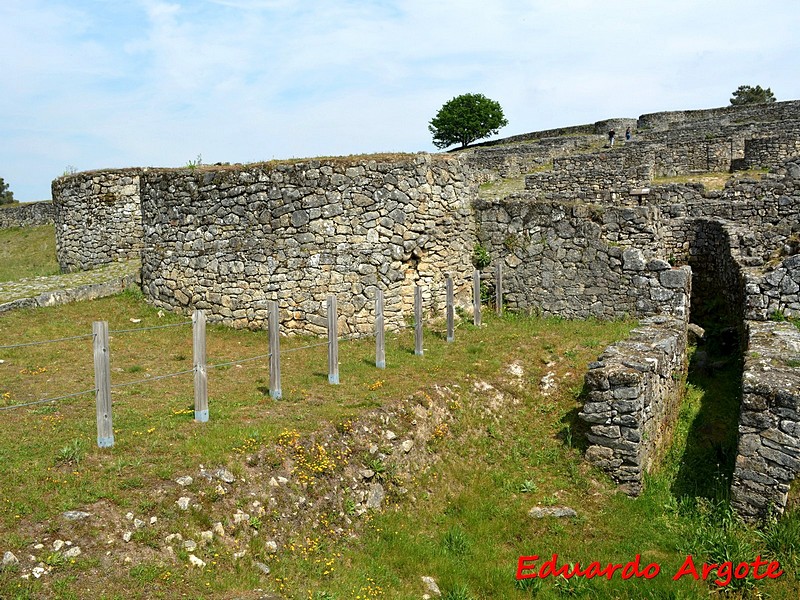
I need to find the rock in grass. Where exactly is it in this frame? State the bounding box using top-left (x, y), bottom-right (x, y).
top-left (175, 475), bottom-right (193, 487)
top-left (528, 506), bottom-right (577, 519)
top-left (366, 483), bottom-right (385, 509)
top-left (2, 551), bottom-right (19, 567)
top-left (176, 497), bottom-right (191, 510)
top-left (421, 575), bottom-right (441, 596)
top-left (188, 554), bottom-right (206, 568)
top-left (62, 510), bottom-right (91, 521)
top-left (213, 468), bottom-right (235, 484)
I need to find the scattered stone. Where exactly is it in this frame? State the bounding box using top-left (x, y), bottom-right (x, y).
top-left (176, 497), bottom-right (191, 510)
top-left (199, 531), bottom-right (214, 545)
top-left (62, 510), bottom-right (91, 521)
top-left (359, 468), bottom-right (375, 479)
top-left (233, 550), bottom-right (247, 560)
top-left (366, 483), bottom-right (385, 509)
top-left (213, 468), bottom-right (236, 484)
top-left (215, 484), bottom-right (227, 496)
top-left (213, 522), bottom-right (225, 537)
top-left (165, 533), bottom-right (183, 545)
top-left (254, 561), bottom-right (271, 575)
top-left (133, 518), bottom-right (145, 529)
top-left (31, 566), bottom-right (47, 578)
top-left (125, 512), bottom-right (134, 520)
top-left (122, 532), bottom-right (132, 543)
top-left (421, 575), bottom-right (441, 596)
top-left (265, 540), bottom-right (278, 554)
top-left (528, 506), bottom-right (577, 519)
top-left (33, 544), bottom-right (44, 550)
top-left (2, 551), bottom-right (19, 567)
top-left (507, 362), bottom-right (524, 379)
top-left (268, 477), bottom-right (279, 487)
top-left (401, 439), bottom-right (414, 453)
top-left (63, 547), bottom-right (81, 559)
top-left (385, 430), bottom-right (397, 440)
top-left (183, 540), bottom-right (197, 552)
top-left (176, 475), bottom-right (193, 487)
top-left (52, 540), bottom-right (65, 552)
top-left (369, 443), bottom-right (379, 454)
top-left (233, 510), bottom-right (250, 525)
top-left (150, 516), bottom-right (158, 525)
top-left (539, 372), bottom-right (557, 395)
top-left (277, 476), bottom-right (289, 485)
top-left (188, 554), bottom-right (206, 568)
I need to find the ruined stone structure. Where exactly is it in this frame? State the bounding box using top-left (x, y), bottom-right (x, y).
top-left (51, 99), bottom-right (800, 520)
top-left (0, 202), bottom-right (54, 229)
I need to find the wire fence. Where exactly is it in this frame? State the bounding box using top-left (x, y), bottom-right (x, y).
top-left (0, 267), bottom-right (505, 446)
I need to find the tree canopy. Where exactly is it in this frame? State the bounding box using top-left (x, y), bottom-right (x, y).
top-left (730, 85), bottom-right (776, 106)
top-left (0, 177), bottom-right (14, 205)
top-left (428, 93), bottom-right (508, 149)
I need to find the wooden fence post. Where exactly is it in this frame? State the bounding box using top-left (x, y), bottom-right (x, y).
top-left (495, 262), bottom-right (503, 316)
top-left (327, 295), bottom-right (340, 384)
top-left (473, 269), bottom-right (482, 326)
top-left (375, 289), bottom-right (385, 369)
top-left (269, 301), bottom-right (282, 400)
top-left (414, 285), bottom-right (424, 356)
top-left (193, 310), bottom-right (208, 423)
top-left (446, 275), bottom-right (454, 343)
top-left (92, 321), bottom-right (114, 448)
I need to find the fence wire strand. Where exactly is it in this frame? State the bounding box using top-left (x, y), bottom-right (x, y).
top-left (110, 368), bottom-right (196, 390)
top-left (209, 353), bottom-right (272, 370)
top-left (109, 321), bottom-right (192, 335)
top-left (0, 388), bottom-right (95, 412)
top-left (0, 333), bottom-right (95, 351)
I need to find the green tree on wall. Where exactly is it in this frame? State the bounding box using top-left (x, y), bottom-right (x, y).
top-left (0, 177), bottom-right (15, 205)
top-left (429, 93), bottom-right (509, 149)
top-left (729, 85), bottom-right (776, 106)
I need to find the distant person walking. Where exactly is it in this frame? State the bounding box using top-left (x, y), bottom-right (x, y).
top-left (608, 129), bottom-right (616, 147)
top-left (625, 126), bottom-right (632, 141)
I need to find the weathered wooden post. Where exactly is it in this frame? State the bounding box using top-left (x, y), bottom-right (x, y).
top-left (446, 275), bottom-right (454, 343)
top-left (414, 285), bottom-right (423, 356)
top-left (268, 301), bottom-right (282, 399)
top-left (495, 262), bottom-right (503, 316)
top-left (473, 269), bottom-right (482, 327)
top-left (327, 295), bottom-right (340, 384)
top-left (375, 289), bottom-right (385, 369)
top-left (92, 321), bottom-right (114, 448)
top-left (193, 310), bottom-right (208, 422)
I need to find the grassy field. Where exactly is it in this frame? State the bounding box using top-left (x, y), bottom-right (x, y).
top-left (0, 289), bottom-right (798, 599)
top-left (0, 225), bottom-right (60, 281)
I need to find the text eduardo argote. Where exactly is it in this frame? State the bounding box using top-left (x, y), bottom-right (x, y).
top-left (516, 554), bottom-right (784, 587)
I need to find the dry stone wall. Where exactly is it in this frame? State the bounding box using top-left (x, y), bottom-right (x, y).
top-left (0, 202), bottom-right (54, 228)
top-left (524, 153), bottom-right (653, 202)
top-left (139, 154), bottom-right (476, 334)
top-left (52, 170), bottom-right (143, 272)
top-left (731, 321), bottom-right (800, 521)
top-left (476, 196), bottom-right (690, 320)
top-left (637, 100), bottom-right (800, 131)
top-left (580, 315), bottom-right (689, 495)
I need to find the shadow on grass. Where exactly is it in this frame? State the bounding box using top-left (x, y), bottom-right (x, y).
top-left (670, 325), bottom-right (743, 501)
top-left (560, 384), bottom-right (591, 454)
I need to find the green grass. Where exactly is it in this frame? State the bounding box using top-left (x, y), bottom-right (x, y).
top-left (0, 292), bottom-right (799, 598)
top-left (0, 225), bottom-right (59, 281)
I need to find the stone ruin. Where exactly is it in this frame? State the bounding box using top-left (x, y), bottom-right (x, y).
top-left (51, 99), bottom-right (800, 521)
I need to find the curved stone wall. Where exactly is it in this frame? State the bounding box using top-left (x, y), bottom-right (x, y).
top-left (139, 154), bottom-right (476, 334)
top-left (52, 170), bottom-right (143, 272)
top-left (0, 202), bottom-right (54, 229)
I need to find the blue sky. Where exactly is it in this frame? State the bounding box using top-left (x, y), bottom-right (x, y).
top-left (2, 0), bottom-right (799, 201)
